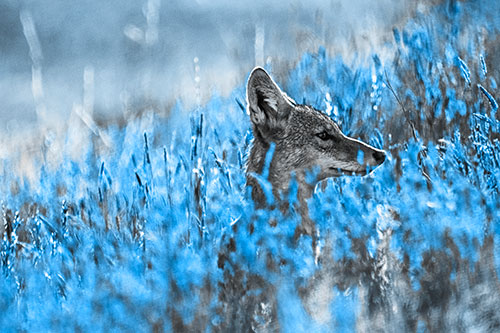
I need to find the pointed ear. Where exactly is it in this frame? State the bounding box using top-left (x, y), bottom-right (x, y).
top-left (246, 67), bottom-right (294, 135)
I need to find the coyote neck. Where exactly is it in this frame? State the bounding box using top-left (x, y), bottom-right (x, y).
top-left (246, 140), bottom-right (316, 237)
top-left (246, 139), bottom-right (314, 224)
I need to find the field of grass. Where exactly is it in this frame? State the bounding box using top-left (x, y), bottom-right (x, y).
top-left (1, 1), bottom-right (500, 331)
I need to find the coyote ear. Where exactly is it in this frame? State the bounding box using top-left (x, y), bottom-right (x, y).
top-left (246, 67), bottom-right (294, 134)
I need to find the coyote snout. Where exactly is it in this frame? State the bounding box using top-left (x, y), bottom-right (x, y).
top-left (245, 67), bottom-right (385, 218)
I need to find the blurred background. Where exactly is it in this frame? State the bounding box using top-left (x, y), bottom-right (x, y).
top-left (1, 0), bottom-right (435, 133)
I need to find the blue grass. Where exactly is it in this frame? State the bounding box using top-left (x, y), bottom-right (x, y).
top-left (1, 1), bottom-right (500, 331)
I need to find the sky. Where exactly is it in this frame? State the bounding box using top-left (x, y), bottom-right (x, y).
top-left (0, 0), bottom-right (425, 133)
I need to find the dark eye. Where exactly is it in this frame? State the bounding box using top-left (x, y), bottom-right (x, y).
top-left (316, 131), bottom-right (341, 144)
top-left (316, 131), bottom-right (331, 141)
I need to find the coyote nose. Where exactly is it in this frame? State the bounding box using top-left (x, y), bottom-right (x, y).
top-left (373, 150), bottom-right (386, 164)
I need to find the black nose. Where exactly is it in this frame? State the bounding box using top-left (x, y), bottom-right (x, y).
top-left (373, 150), bottom-right (386, 164)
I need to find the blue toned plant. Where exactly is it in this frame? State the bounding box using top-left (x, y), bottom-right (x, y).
top-left (1, 1), bottom-right (500, 331)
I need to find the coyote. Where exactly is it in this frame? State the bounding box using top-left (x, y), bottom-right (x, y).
top-left (246, 67), bottom-right (386, 237)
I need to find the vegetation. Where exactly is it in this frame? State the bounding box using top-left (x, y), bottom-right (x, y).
top-left (1, 1), bottom-right (499, 331)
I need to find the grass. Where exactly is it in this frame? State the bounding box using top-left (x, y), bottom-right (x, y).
top-left (1, 1), bottom-right (500, 331)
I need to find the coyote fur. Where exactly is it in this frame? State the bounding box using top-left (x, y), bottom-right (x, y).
top-left (246, 67), bottom-right (386, 237)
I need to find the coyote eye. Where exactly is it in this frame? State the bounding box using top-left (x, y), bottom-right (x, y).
top-left (316, 131), bottom-right (331, 141)
top-left (316, 131), bottom-right (341, 143)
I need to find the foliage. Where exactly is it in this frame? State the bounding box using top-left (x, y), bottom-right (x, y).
top-left (1, 1), bottom-right (500, 331)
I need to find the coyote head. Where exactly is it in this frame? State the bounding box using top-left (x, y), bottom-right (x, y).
top-left (246, 67), bottom-right (385, 200)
